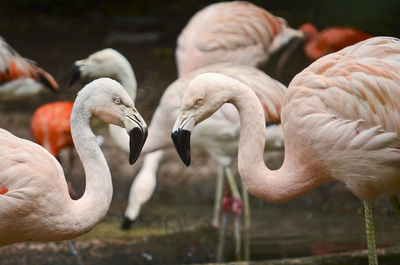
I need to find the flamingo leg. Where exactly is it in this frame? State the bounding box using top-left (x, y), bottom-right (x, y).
top-left (212, 165), bottom-right (225, 227)
top-left (241, 179), bottom-right (251, 261)
top-left (216, 212), bottom-right (228, 262)
top-left (363, 201), bottom-right (378, 265)
top-left (241, 179), bottom-right (251, 229)
top-left (224, 166), bottom-right (242, 261)
top-left (389, 195), bottom-right (400, 219)
top-left (67, 240), bottom-right (85, 265)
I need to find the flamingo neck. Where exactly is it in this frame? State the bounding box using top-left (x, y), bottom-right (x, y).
top-left (117, 65), bottom-right (137, 101)
top-left (230, 82), bottom-right (326, 202)
top-left (65, 100), bottom-right (113, 237)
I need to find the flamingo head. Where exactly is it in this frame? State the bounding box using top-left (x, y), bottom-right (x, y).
top-left (171, 73), bottom-right (233, 166)
top-left (299, 22), bottom-right (318, 42)
top-left (67, 48), bottom-right (132, 88)
top-left (76, 78), bottom-right (147, 164)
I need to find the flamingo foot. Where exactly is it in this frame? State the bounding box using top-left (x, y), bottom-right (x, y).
top-left (232, 198), bottom-right (243, 218)
top-left (212, 220), bottom-right (221, 228)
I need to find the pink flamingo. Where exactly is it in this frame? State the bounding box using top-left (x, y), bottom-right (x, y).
top-left (172, 37), bottom-right (400, 265)
top-left (0, 36), bottom-right (59, 100)
top-left (125, 63), bottom-right (286, 260)
top-left (176, 1), bottom-right (303, 76)
top-left (0, 78), bottom-right (147, 245)
top-left (127, 1), bottom-right (295, 234)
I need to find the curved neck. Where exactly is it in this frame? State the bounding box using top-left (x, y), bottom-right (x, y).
top-left (117, 65), bottom-right (137, 101)
top-left (62, 100), bottom-right (113, 237)
top-left (229, 82), bottom-right (326, 202)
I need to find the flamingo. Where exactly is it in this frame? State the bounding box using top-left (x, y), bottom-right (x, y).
top-left (171, 37), bottom-right (400, 265)
top-left (0, 77), bottom-right (147, 245)
top-left (125, 0), bottom-right (297, 231)
top-left (124, 63), bottom-right (286, 260)
top-left (176, 1), bottom-right (303, 77)
top-left (0, 36), bottom-right (59, 100)
top-left (300, 22), bottom-right (372, 61)
top-left (30, 101), bottom-right (86, 199)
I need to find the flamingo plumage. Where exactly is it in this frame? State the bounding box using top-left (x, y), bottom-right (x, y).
top-left (31, 101), bottom-right (74, 157)
top-left (30, 101), bottom-right (78, 199)
top-left (0, 36), bottom-right (59, 100)
top-left (176, 1), bottom-right (303, 76)
top-left (172, 37), bottom-right (400, 265)
top-left (0, 78), bottom-right (147, 245)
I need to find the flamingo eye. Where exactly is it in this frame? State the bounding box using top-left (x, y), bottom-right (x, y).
top-left (113, 96), bottom-right (121, 105)
top-left (194, 98), bottom-right (203, 107)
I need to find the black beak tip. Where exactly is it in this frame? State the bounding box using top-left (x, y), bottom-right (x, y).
top-left (66, 63), bottom-right (81, 87)
top-left (128, 127), bottom-right (148, 165)
top-left (37, 72), bottom-right (59, 93)
top-left (121, 216), bottom-right (134, 230)
top-left (171, 129), bottom-right (191, 167)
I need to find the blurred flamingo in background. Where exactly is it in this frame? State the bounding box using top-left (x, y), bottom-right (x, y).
top-left (176, 1), bottom-right (304, 76)
top-left (67, 48), bottom-right (137, 152)
top-left (276, 23), bottom-right (372, 77)
top-left (0, 36), bottom-right (59, 100)
top-left (172, 37), bottom-right (400, 265)
top-left (125, 63), bottom-right (286, 261)
top-left (30, 101), bottom-right (79, 199)
top-left (299, 22), bottom-right (372, 61)
top-left (127, 0), bottom-right (296, 234)
top-left (0, 78), bottom-right (147, 245)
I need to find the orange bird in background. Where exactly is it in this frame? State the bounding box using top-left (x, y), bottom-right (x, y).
top-left (300, 22), bottom-right (372, 61)
top-left (30, 101), bottom-right (78, 199)
top-left (31, 101), bottom-right (74, 158)
top-left (0, 36), bottom-right (59, 100)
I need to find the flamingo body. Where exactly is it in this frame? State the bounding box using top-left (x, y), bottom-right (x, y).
top-left (0, 36), bottom-right (59, 100)
top-left (284, 36), bottom-right (400, 201)
top-left (172, 36), bottom-right (400, 265)
top-left (175, 36), bottom-right (400, 202)
top-left (300, 23), bottom-right (372, 61)
top-left (0, 78), bottom-right (147, 246)
top-left (31, 101), bottom-right (74, 157)
top-left (176, 1), bottom-right (303, 76)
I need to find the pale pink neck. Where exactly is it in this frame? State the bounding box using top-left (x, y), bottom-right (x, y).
top-left (229, 82), bottom-right (326, 202)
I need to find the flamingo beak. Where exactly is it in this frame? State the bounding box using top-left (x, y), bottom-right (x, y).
top-left (66, 61), bottom-right (82, 87)
top-left (123, 107), bottom-right (148, 165)
top-left (171, 113), bottom-right (195, 166)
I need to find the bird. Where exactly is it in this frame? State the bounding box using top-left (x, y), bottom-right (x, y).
top-left (125, 0), bottom-right (297, 232)
top-left (0, 77), bottom-right (147, 245)
top-left (171, 37), bottom-right (400, 265)
top-left (30, 101), bottom-right (74, 158)
top-left (175, 1), bottom-right (303, 77)
top-left (30, 101), bottom-right (80, 199)
top-left (300, 22), bottom-right (372, 61)
top-left (125, 63), bottom-right (286, 260)
top-left (0, 36), bottom-right (59, 100)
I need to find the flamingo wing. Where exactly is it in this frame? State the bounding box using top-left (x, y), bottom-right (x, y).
top-left (0, 36), bottom-right (58, 91)
top-left (286, 37), bottom-right (400, 200)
